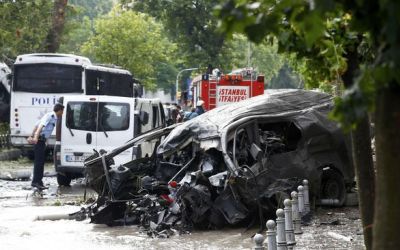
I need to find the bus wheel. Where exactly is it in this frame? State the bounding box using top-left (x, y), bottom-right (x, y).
top-left (57, 173), bottom-right (71, 186)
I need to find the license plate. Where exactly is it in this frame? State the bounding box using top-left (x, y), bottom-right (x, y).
top-left (65, 155), bottom-right (87, 162)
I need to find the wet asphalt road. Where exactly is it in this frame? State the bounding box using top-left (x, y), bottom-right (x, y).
top-left (0, 159), bottom-right (366, 249)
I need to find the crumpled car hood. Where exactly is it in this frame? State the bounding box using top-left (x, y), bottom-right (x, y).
top-left (158, 89), bottom-right (332, 156)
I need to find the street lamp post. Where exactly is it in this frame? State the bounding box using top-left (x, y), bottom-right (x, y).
top-left (175, 67), bottom-right (198, 103)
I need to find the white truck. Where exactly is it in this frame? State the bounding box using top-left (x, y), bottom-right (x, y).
top-left (54, 95), bottom-right (166, 186)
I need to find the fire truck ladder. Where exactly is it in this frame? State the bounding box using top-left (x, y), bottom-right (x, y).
top-left (208, 77), bottom-right (218, 109)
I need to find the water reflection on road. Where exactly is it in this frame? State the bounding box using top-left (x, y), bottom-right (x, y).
top-left (0, 174), bottom-right (365, 250)
top-left (0, 176), bottom-right (255, 250)
top-left (0, 205), bottom-right (255, 250)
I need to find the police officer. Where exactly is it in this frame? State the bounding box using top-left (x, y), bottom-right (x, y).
top-left (28, 103), bottom-right (64, 189)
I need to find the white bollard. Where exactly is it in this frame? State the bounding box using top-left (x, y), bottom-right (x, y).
top-left (297, 185), bottom-right (305, 216)
top-left (254, 233), bottom-right (265, 250)
top-left (276, 209), bottom-right (288, 250)
top-left (266, 220), bottom-right (277, 250)
top-left (291, 191), bottom-right (303, 235)
top-left (284, 199), bottom-right (296, 249)
top-left (302, 180), bottom-right (310, 213)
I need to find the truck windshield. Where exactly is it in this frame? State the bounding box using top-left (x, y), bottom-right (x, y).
top-left (13, 64), bottom-right (82, 93)
top-left (66, 101), bottom-right (130, 132)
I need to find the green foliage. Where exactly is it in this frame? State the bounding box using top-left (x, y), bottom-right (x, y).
top-left (215, 0), bottom-right (382, 129)
top-left (59, 0), bottom-right (113, 54)
top-left (127, 0), bottom-right (226, 68)
top-left (81, 6), bottom-right (177, 90)
top-left (0, 0), bottom-right (53, 60)
top-left (0, 123), bottom-right (9, 134)
top-left (223, 34), bottom-right (286, 81)
top-left (269, 64), bottom-right (303, 89)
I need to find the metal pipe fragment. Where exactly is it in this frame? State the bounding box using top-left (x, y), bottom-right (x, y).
top-left (326, 232), bottom-right (353, 242)
top-left (34, 213), bottom-right (73, 221)
top-left (318, 199), bottom-right (340, 206)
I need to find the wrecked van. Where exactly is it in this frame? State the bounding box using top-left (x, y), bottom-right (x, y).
top-left (83, 89), bottom-right (354, 234)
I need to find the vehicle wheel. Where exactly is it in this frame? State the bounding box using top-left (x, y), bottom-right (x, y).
top-left (320, 170), bottom-right (345, 206)
top-left (57, 173), bottom-right (72, 186)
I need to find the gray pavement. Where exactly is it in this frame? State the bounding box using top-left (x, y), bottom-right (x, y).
top-left (0, 158), bottom-right (366, 249)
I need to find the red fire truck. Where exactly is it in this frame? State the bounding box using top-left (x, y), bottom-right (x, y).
top-left (190, 68), bottom-right (265, 110)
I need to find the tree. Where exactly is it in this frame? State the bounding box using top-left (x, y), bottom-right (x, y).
top-left (269, 64), bottom-right (303, 89)
top-left (81, 6), bottom-right (177, 90)
top-left (216, 1), bottom-right (384, 249)
top-left (223, 34), bottom-right (286, 80)
top-left (59, 0), bottom-right (113, 53)
top-left (0, 1), bottom-right (53, 60)
top-left (124, 0), bottom-right (227, 69)
top-left (219, 0), bottom-right (400, 249)
top-left (44, 0), bottom-right (69, 52)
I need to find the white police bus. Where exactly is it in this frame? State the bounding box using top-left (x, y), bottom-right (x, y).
top-left (9, 53), bottom-right (139, 155)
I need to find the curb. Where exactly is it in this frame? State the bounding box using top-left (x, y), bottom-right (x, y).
top-left (0, 148), bottom-right (22, 161)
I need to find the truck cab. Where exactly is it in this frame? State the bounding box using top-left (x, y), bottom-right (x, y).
top-left (54, 95), bottom-right (165, 186)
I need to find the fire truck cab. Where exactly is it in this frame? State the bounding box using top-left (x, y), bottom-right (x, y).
top-left (191, 68), bottom-right (265, 110)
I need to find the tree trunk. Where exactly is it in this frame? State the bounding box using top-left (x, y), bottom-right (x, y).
top-left (341, 42), bottom-right (375, 250)
top-left (373, 85), bottom-right (400, 250)
top-left (45, 0), bottom-right (68, 52)
top-left (351, 116), bottom-right (375, 250)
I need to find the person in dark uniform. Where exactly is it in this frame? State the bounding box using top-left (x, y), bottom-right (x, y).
top-left (28, 103), bottom-right (64, 189)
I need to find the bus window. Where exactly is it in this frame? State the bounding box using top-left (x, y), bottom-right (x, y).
top-left (85, 70), bottom-right (133, 97)
top-left (13, 64), bottom-right (82, 93)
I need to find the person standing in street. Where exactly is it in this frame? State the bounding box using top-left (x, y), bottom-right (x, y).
top-left (27, 103), bottom-right (64, 189)
top-left (195, 100), bottom-right (206, 115)
top-left (183, 107), bottom-right (199, 121)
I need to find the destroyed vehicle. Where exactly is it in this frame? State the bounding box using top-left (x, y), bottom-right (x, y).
top-left (84, 89), bottom-right (354, 232)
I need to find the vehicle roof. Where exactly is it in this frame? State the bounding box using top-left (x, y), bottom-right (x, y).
top-left (201, 89), bottom-right (332, 127)
top-left (14, 53), bottom-right (91, 65)
top-left (62, 95), bottom-right (161, 103)
top-left (158, 89), bottom-right (333, 154)
top-left (85, 65), bottom-right (132, 75)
